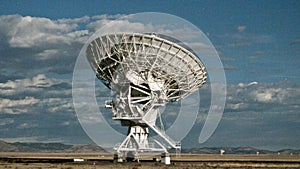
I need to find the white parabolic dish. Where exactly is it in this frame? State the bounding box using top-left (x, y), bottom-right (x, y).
top-left (86, 33), bottom-right (207, 101)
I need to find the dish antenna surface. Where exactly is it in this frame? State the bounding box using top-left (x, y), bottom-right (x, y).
top-left (86, 33), bottom-right (206, 160)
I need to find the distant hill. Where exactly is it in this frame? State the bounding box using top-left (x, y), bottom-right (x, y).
top-left (181, 146), bottom-right (274, 154)
top-left (0, 140), bottom-right (106, 153)
top-left (277, 149), bottom-right (300, 155)
top-left (178, 146), bottom-right (300, 155)
top-left (1, 140), bottom-right (299, 155)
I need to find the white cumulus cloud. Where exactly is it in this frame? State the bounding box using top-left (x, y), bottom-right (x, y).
top-left (236, 25), bottom-right (246, 33)
top-left (250, 88), bottom-right (288, 103)
top-left (0, 15), bottom-right (86, 48)
top-left (0, 74), bottom-right (67, 95)
top-left (0, 96), bottom-right (39, 114)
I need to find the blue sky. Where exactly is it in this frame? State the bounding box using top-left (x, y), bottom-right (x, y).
top-left (0, 1), bottom-right (299, 150)
top-left (1, 0), bottom-right (299, 83)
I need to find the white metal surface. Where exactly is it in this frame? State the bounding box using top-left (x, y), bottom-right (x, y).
top-left (86, 33), bottom-right (206, 101)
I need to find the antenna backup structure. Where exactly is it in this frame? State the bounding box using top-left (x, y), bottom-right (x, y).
top-left (86, 33), bottom-right (206, 162)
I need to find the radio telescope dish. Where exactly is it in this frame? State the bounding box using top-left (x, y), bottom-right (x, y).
top-left (86, 33), bottom-right (206, 160)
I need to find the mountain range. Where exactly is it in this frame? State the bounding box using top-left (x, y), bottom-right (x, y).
top-left (0, 140), bottom-right (106, 153)
top-left (180, 147), bottom-right (300, 155)
top-left (0, 140), bottom-right (299, 155)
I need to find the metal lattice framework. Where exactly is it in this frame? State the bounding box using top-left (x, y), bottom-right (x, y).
top-left (87, 33), bottom-right (206, 101)
top-left (86, 33), bottom-right (206, 159)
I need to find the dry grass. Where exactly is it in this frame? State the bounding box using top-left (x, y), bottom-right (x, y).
top-left (0, 153), bottom-right (299, 169)
top-left (1, 161), bottom-right (300, 169)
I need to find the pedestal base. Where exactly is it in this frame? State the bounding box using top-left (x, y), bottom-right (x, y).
top-left (161, 152), bottom-right (170, 165)
top-left (113, 153), bottom-right (123, 163)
